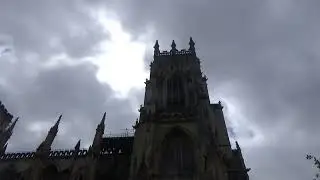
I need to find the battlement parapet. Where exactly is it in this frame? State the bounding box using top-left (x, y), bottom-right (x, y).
top-left (156, 49), bottom-right (193, 57)
top-left (0, 149), bottom-right (88, 161)
top-left (0, 147), bottom-right (132, 161)
top-left (0, 136), bottom-right (135, 161)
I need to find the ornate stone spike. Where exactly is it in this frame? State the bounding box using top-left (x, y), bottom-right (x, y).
top-left (171, 40), bottom-right (177, 50)
top-left (189, 37), bottom-right (196, 54)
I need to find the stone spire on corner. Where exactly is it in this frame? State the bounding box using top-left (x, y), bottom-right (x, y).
top-left (36, 114), bottom-right (62, 153)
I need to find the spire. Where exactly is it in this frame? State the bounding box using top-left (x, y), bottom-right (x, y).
top-left (54, 114), bottom-right (62, 128)
top-left (37, 114), bottom-right (62, 152)
top-left (97, 112), bottom-right (106, 135)
top-left (154, 40), bottom-right (160, 56)
top-left (100, 112), bottom-right (106, 126)
top-left (189, 37), bottom-right (196, 54)
top-left (92, 112), bottom-right (106, 148)
top-left (50, 114), bottom-right (62, 137)
top-left (0, 117), bottom-right (19, 150)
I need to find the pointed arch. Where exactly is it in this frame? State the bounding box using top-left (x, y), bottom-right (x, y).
top-left (159, 127), bottom-right (196, 179)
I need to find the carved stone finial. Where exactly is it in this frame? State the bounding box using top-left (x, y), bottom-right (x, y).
top-left (133, 118), bottom-right (139, 129)
top-left (170, 40), bottom-right (178, 55)
top-left (189, 37), bottom-right (196, 54)
top-left (171, 40), bottom-right (176, 49)
top-left (218, 101), bottom-right (223, 110)
top-left (154, 40), bottom-right (160, 56)
top-left (236, 141), bottom-right (241, 150)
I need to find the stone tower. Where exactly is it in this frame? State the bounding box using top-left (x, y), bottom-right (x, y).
top-left (129, 38), bottom-right (249, 180)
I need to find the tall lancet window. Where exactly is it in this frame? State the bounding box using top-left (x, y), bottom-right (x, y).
top-left (167, 73), bottom-right (185, 109)
top-left (159, 128), bottom-right (195, 179)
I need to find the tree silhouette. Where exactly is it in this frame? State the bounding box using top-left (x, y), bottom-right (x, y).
top-left (306, 154), bottom-right (320, 180)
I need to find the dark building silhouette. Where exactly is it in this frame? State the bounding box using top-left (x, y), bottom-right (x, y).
top-left (0, 38), bottom-right (250, 180)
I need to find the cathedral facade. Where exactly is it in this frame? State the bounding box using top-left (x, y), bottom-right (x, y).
top-left (0, 38), bottom-right (250, 180)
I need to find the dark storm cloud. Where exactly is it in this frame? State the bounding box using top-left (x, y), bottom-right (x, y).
top-left (1, 62), bottom-right (137, 151)
top-left (93, 0), bottom-right (320, 179)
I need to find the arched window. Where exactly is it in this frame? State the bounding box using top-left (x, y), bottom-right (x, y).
top-left (159, 128), bottom-right (195, 179)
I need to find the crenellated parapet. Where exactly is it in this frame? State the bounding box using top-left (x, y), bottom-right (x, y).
top-left (0, 135), bottom-right (134, 162)
top-left (153, 37), bottom-right (196, 57)
top-left (155, 49), bottom-right (193, 56)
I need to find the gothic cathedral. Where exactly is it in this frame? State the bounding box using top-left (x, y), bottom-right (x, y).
top-left (0, 38), bottom-right (250, 180)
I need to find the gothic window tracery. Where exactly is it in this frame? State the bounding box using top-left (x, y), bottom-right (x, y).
top-left (166, 74), bottom-right (185, 109)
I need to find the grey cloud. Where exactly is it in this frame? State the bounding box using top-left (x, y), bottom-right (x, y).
top-left (0, 0), bottom-right (108, 60)
top-left (0, 0), bottom-right (139, 153)
top-left (1, 61), bottom-right (137, 152)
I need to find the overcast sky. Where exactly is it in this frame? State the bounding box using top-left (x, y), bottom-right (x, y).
top-left (0, 0), bottom-right (319, 179)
